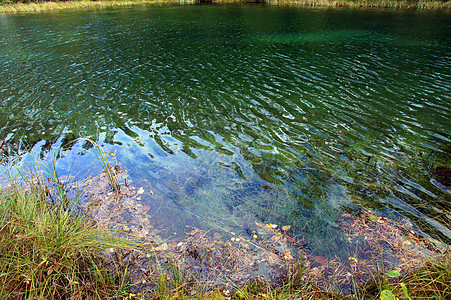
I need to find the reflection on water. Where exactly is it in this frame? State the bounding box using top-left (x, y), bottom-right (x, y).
top-left (0, 5), bottom-right (450, 256)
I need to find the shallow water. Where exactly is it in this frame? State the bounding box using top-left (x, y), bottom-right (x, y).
top-left (0, 5), bottom-right (450, 256)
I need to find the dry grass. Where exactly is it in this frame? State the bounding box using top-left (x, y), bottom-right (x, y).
top-left (0, 0), bottom-right (177, 13)
top-left (262, 0), bottom-right (450, 9)
top-left (209, 0), bottom-right (451, 9)
top-left (0, 0), bottom-right (449, 13)
top-left (0, 177), bottom-right (133, 298)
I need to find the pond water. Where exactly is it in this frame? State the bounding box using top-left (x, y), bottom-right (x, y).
top-left (0, 5), bottom-right (450, 257)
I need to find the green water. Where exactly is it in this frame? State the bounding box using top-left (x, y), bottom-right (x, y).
top-left (0, 5), bottom-right (450, 256)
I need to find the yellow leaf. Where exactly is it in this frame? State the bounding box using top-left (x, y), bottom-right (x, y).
top-left (348, 257), bottom-right (358, 263)
top-left (282, 225), bottom-right (291, 231)
top-left (253, 234), bottom-right (258, 239)
top-left (255, 221), bottom-right (262, 227)
top-left (160, 243), bottom-right (169, 251)
top-left (230, 232), bottom-right (236, 235)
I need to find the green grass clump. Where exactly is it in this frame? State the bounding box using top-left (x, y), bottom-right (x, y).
top-left (0, 180), bottom-right (131, 299)
top-left (378, 254), bottom-right (451, 300)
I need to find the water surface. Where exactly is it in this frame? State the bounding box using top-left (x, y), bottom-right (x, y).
top-left (1, 5), bottom-right (450, 256)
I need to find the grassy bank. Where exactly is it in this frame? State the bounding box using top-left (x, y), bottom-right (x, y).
top-left (215, 0), bottom-right (450, 9)
top-left (0, 0), bottom-right (178, 13)
top-left (0, 0), bottom-right (449, 13)
top-left (0, 179), bottom-right (134, 298)
top-left (265, 0), bottom-right (450, 9)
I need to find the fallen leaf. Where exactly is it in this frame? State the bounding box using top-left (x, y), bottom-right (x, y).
top-left (386, 270), bottom-right (400, 278)
top-left (348, 256), bottom-right (358, 263)
top-left (137, 187), bottom-right (144, 194)
top-left (142, 205), bottom-right (150, 211)
top-left (266, 223), bottom-right (277, 229)
top-left (217, 153), bottom-right (223, 157)
top-left (282, 225), bottom-right (291, 231)
top-left (338, 131), bottom-right (343, 135)
top-left (160, 243), bottom-right (169, 251)
top-left (314, 256), bottom-right (328, 265)
top-left (380, 290), bottom-right (395, 300)
top-left (255, 221), bottom-right (262, 227)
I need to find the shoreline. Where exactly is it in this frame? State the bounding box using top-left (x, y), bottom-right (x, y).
top-left (0, 0), bottom-right (450, 13)
top-left (1, 165), bottom-right (450, 298)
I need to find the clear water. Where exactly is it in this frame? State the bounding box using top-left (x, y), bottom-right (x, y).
top-left (0, 5), bottom-right (450, 256)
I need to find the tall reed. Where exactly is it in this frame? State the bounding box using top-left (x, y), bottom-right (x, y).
top-left (78, 137), bottom-right (121, 192)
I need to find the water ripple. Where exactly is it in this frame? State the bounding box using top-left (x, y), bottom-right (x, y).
top-left (0, 6), bottom-right (450, 248)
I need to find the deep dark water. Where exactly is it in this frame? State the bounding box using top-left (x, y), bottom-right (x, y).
top-left (0, 5), bottom-right (450, 256)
